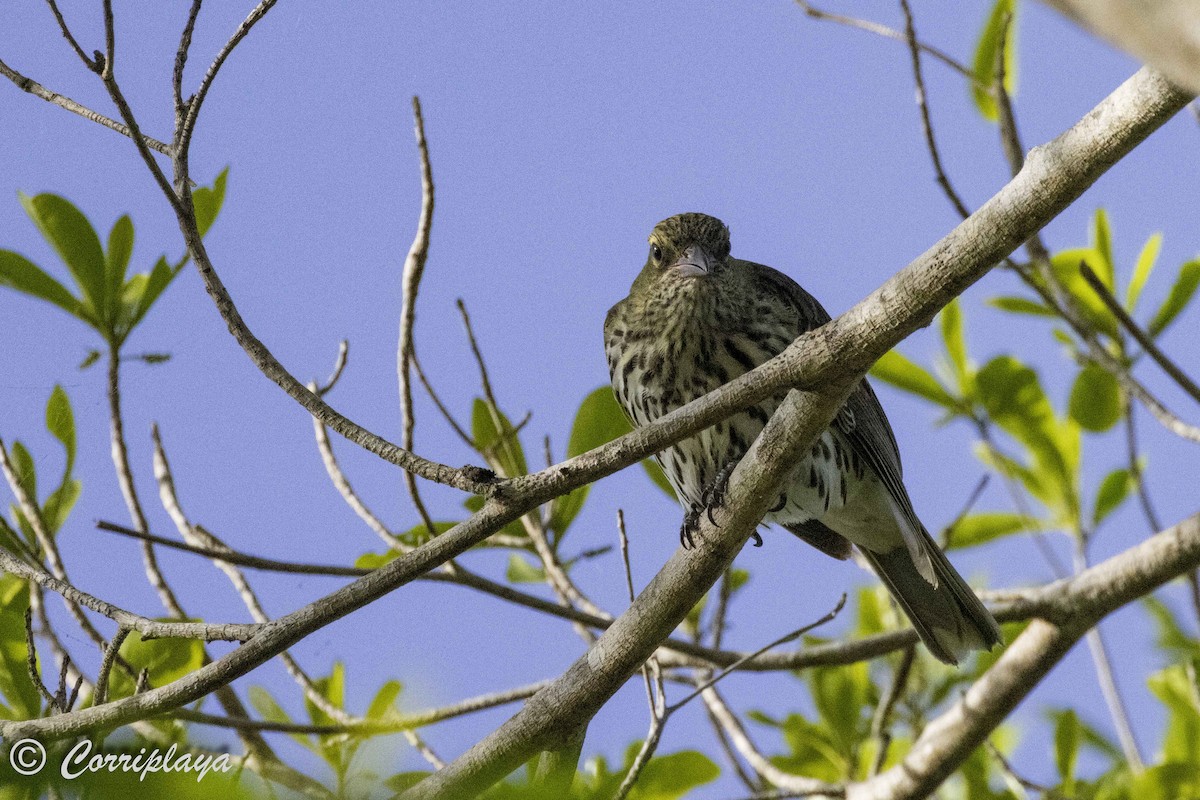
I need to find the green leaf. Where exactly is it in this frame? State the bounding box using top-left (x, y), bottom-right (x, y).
top-left (1126, 232), bottom-right (1162, 312)
top-left (0, 249), bottom-right (86, 320)
top-left (1143, 597), bottom-right (1200, 661)
top-left (366, 680), bottom-right (403, 721)
top-left (41, 479), bottom-right (80, 535)
top-left (987, 295), bottom-right (1056, 318)
top-left (19, 193), bottom-right (107, 321)
top-left (1148, 259), bottom-right (1200, 338)
top-left (1069, 362), bottom-right (1122, 432)
top-left (249, 685), bottom-right (314, 750)
top-left (79, 349), bottom-right (101, 370)
top-left (870, 349), bottom-right (960, 410)
top-left (505, 554), bottom-right (546, 584)
top-left (1053, 708), bottom-right (1081, 789)
top-left (305, 661), bottom-right (345, 727)
top-left (0, 575), bottom-right (40, 720)
top-left (976, 356), bottom-right (1079, 520)
top-left (625, 750), bottom-right (719, 800)
top-left (971, 0), bottom-right (1018, 122)
top-left (45, 385), bottom-right (75, 477)
top-left (9, 441), bottom-right (36, 504)
top-left (550, 387), bottom-right (633, 532)
top-left (945, 512), bottom-right (1030, 550)
top-left (939, 299), bottom-right (970, 393)
top-left (105, 214), bottom-right (134, 308)
top-left (386, 773), bottom-right (431, 792)
top-left (125, 256), bottom-right (179, 332)
top-left (809, 661), bottom-right (870, 756)
top-left (192, 167), bottom-right (229, 238)
top-left (756, 711), bottom-right (846, 782)
top-left (472, 398), bottom-right (527, 478)
top-left (1089, 208), bottom-right (1115, 289)
top-left (1050, 248), bottom-right (1120, 338)
top-left (1147, 664), bottom-right (1200, 764)
top-left (1092, 467), bottom-right (1134, 528)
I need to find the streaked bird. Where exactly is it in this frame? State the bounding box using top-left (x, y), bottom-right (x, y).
top-left (604, 212), bottom-right (1001, 664)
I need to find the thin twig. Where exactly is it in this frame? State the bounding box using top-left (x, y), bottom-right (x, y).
top-left (0, 59), bottom-right (174, 155)
top-left (93, 627), bottom-right (132, 707)
top-left (869, 646), bottom-right (915, 776)
top-left (669, 595), bottom-right (846, 712)
top-left (176, 0), bottom-right (278, 159)
top-left (898, 0), bottom-right (972, 220)
top-left (45, 0), bottom-right (96, 69)
top-left (1079, 263), bottom-right (1200, 403)
top-left (405, 730), bottom-right (447, 770)
top-left (613, 661), bottom-right (666, 800)
top-left (398, 95), bottom-right (438, 537)
top-left (792, 0), bottom-right (973, 80)
top-left (410, 351), bottom-right (476, 447)
top-left (700, 684), bottom-right (840, 797)
top-left (174, 680), bottom-right (549, 735)
top-left (25, 608), bottom-right (60, 713)
top-left (173, 0), bottom-right (203, 119)
top-left (107, 346), bottom-right (186, 619)
top-left (984, 740), bottom-right (1052, 793)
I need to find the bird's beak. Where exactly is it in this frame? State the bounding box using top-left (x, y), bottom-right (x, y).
top-left (671, 244), bottom-right (714, 278)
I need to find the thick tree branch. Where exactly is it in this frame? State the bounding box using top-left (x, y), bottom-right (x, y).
top-left (849, 512), bottom-right (1200, 799)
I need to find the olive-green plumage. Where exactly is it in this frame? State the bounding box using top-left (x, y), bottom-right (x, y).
top-left (604, 212), bottom-right (1001, 665)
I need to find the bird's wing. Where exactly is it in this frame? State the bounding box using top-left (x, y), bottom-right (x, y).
top-left (744, 260), bottom-right (924, 533)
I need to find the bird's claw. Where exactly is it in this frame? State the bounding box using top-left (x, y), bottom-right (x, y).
top-left (680, 506), bottom-right (701, 550)
top-left (701, 462), bottom-right (736, 526)
top-left (750, 531), bottom-right (763, 547)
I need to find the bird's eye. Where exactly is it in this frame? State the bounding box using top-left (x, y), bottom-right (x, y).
top-left (651, 244), bottom-right (663, 263)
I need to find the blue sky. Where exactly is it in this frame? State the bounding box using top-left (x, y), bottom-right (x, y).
top-left (2, 1), bottom-right (1199, 795)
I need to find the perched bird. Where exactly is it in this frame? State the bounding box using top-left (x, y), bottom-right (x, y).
top-left (604, 212), bottom-right (1001, 664)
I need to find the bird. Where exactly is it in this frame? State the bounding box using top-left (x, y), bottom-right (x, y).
top-left (603, 212), bottom-right (1001, 665)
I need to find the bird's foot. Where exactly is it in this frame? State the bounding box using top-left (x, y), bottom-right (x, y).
top-left (679, 505), bottom-right (701, 550)
top-left (702, 461), bottom-right (737, 525)
top-left (768, 493), bottom-right (787, 513)
top-left (750, 530), bottom-right (763, 547)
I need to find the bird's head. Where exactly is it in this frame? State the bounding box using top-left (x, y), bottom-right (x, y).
top-left (645, 212), bottom-right (730, 279)
top-left (628, 213), bottom-right (731, 303)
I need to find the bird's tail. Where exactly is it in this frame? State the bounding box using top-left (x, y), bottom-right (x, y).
top-left (857, 525), bottom-right (1002, 665)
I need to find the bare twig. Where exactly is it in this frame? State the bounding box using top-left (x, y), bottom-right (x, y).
top-left (411, 350), bottom-right (477, 448)
top-left (1079, 263), bottom-right (1200, 403)
top-left (897, 0), bottom-right (972, 220)
top-left (671, 595), bottom-right (845, 713)
top-left (25, 608), bottom-right (60, 713)
top-left (398, 96), bottom-right (438, 537)
top-left (0, 545), bottom-right (255, 641)
top-left (701, 684), bottom-right (840, 797)
top-left (176, 0), bottom-right (278, 160)
top-left (45, 0), bottom-right (97, 69)
top-left (175, 680), bottom-right (548, 734)
top-left (0, 58), bottom-right (173, 155)
top-left (793, 0), bottom-right (973, 80)
top-left (107, 346), bottom-right (186, 619)
top-left (869, 646), bottom-right (915, 776)
top-left (93, 627), bottom-right (132, 707)
top-left (173, 0), bottom-right (203, 119)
